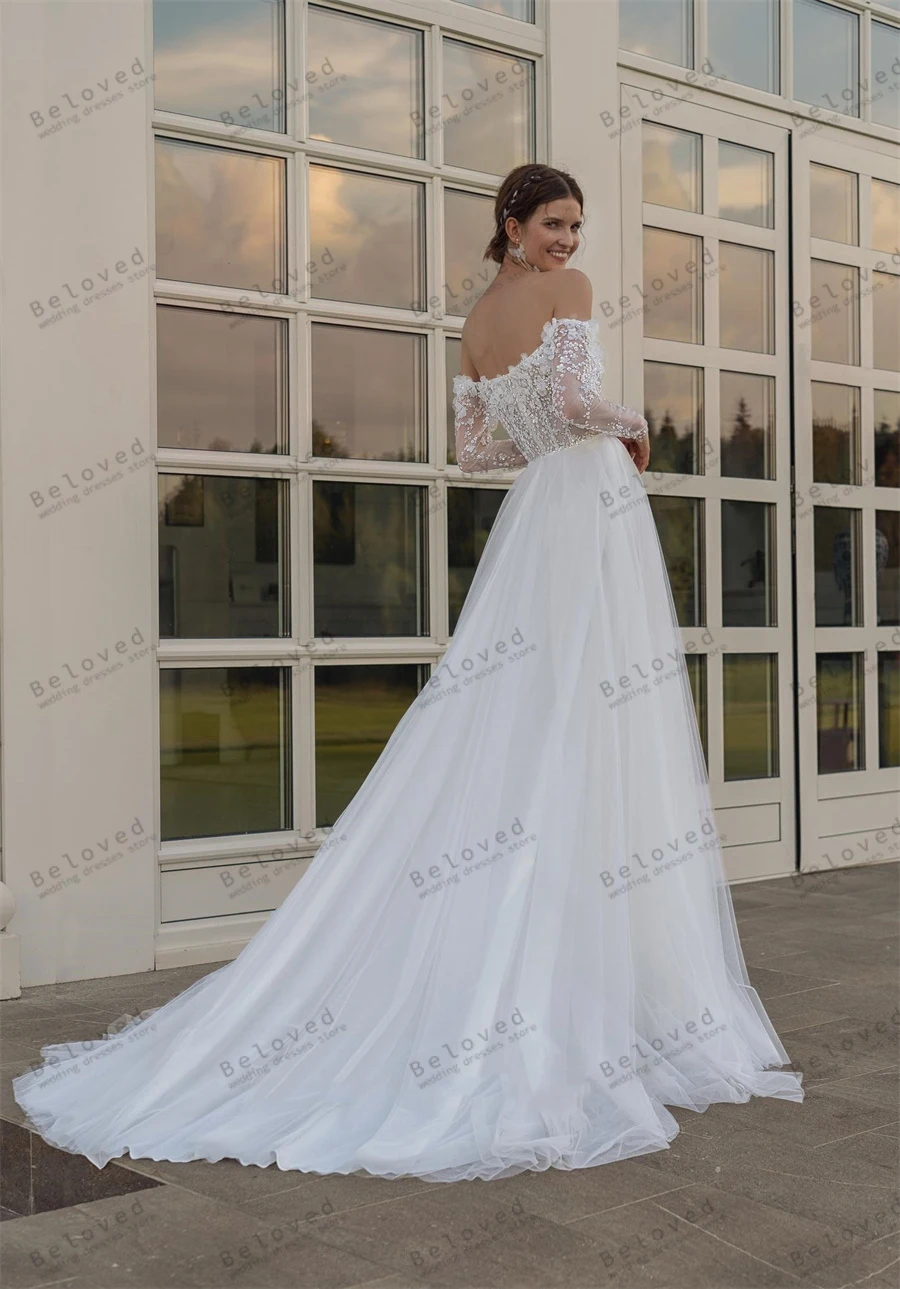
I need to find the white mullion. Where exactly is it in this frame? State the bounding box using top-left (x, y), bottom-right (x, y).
top-left (694, 0), bottom-right (707, 74)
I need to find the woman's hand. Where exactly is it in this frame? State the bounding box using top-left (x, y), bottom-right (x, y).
top-left (620, 419), bottom-right (650, 473)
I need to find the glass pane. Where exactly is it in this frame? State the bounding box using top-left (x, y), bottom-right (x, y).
top-left (814, 507), bottom-right (862, 626)
top-left (793, 0), bottom-right (859, 118)
top-left (872, 180), bottom-right (900, 255)
top-left (720, 371), bottom-right (775, 480)
top-left (643, 361), bottom-right (703, 474)
top-left (685, 653), bottom-right (708, 767)
top-left (310, 324), bottom-right (426, 463)
top-left (454, 0), bottom-right (535, 18)
top-left (719, 243), bottom-right (774, 353)
top-left (876, 511), bottom-right (900, 625)
top-left (816, 653), bottom-right (864, 773)
top-left (315, 664), bottom-right (424, 827)
top-left (156, 305), bottom-right (287, 454)
top-left (643, 228), bottom-right (703, 342)
top-left (153, 0), bottom-right (285, 132)
top-left (307, 6), bottom-right (424, 159)
top-left (875, 389), bottom-right (900, 488)
top-left (811, 381), bottom-right (860, 485)
top-left (873, 273), bottom-right (900, 372)
top-left (448, 487), bottom-right (506, 634)
top-left (160, 667), bottom-right (289, 840)
top-left (159, 476), bottom-right (288, 638)
top-left (718, 142), bottom-right (774, 229)
top-left (309, 166), bottom-right (424, 311)
top-left (442, 40), bottom-right (534, 175)
top-left (642, 123), bottom-right (701, 211)
top-left (707, 0), bottom-right (778, 93)
top-left (810, 260), bottom-right (859, 365)
top-left (313, 482), bottom-right (427, 637)
top-left (810, 164), bottom-right (858, 244)
top-left (723, 654), bottom-right (779, 781)
top-left (648, 495), bottom-right (705, 626)
top-left (872, 22), bottom-right (900, 130)
top-left (722, 500), bottom-right (776, 626)
top-left (444, 190), bottom-right (496, 317)
top-left (619, 0), bottom-right (693, 67)
top-left (155, 138), bottom-right (285, 292)
top-left (878, 652), bottom-right (900, 769)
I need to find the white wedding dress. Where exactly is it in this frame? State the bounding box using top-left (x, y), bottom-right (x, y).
top-left (14, 317), bottom-right (804, 1183)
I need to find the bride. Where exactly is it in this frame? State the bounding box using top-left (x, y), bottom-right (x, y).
top-left (14, 162), bottom-right (803, 1183)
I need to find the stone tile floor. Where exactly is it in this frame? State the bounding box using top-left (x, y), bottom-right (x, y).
top-left (0, 863), bottom-right (897, 1289)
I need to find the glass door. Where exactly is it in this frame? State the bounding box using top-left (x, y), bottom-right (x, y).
top-left (620, 87), bottom-right (794, 882)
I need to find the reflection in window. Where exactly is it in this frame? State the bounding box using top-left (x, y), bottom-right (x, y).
top-left (642, 123), bottom-right (701, 211)
top-left (793, 0), bottom-right (859, 118)
top-left (310, 324), bottom-right (426, 462)
top-left (153, 0), bottom-right (285, 131)
top-left (721, 371), bottom-right (775, 480)
top-left (448, 487), bottom-right (506, 633)
top-left (876, 511), bottom-right (899, 626)
top-left (444, 190), bottom-right (496, 317)
top-left (643, 361), bottom-right (703, 475)
top-left (708, 0), bottom-right (778, 93)
top-left (872, 181), bottom-right (900, 255)
top-left (156, 306), bottom-right (287, 454)
top-left (309, 166), bottom-right (424, 311)
top-left (816, 653), bottom-right (864, 773)
top-left (455, 0), bottom-right (534, 18)
top-left (442, 40), bottom-right (534, 175)
top-left (810, 164), bottom-right (858, 244)
top-left (620, 0), bottom-right (693, 67)
top-left (312, 481), bottom-right (427, 637)
top-left (814, 507), bottom-right (862, 627)
top-left (872, 22), bottom-right (900, 130)
top-left (719, 243), bottom-right (774, 353)
top-left (718, 142), bottom-right (774, 228)
top-left (648, 496), bottom-right (705, 626)
top-left (878, 652), bottom-right (899, 769)
top-left (643, 228), bottom-right (703, 343)
top-left (875, 390), bottom-right (900, 488)
top-left (160, 666), bottom-right (290, 840)
top-left (810, 260), bottom-right (859, 365)
top-left (873, 273), bottom-right (900, 372)
top-left (812, 381), bottom-right (860, 485)
top-left (723, 654), bottom-right (779, 781)
top-left (722, 500), bottom-right (776, 627)
top-left (155, 138), bottom-right (285, 291)
top-left (314, 665), bottom-right (425, 826)
top-left (307, 6), bottom-right (424, 158)
top-left (685, 653), bottom-right (708, 767)
top-left (159, 476), bottom-right (288, 638)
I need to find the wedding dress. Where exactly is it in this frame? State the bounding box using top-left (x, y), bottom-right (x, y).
top-left (13, 316), bottom-right (804, 1183)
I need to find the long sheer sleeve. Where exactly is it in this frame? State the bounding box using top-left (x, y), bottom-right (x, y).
top-left (549, 319), bottom-right (649, 443)
top-left (452, 377), bottom-right (527, 474)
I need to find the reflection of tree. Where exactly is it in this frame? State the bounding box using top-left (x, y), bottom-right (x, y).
top-left (875, 414), bottom-right (900, 487)
top-left (311, 418), bottom-right (351, 460)
top-left (649, 497), bottom-right (698, 625)
top-left (647, 406), bottom-right (697, 474)
top-left (722, 396), bottom-right (767, 478)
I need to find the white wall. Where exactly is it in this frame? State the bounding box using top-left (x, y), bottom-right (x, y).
top-left (1, 0), bottom-right (158, 984)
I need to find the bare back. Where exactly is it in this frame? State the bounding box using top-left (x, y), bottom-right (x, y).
top-left (459, 269), bottom-right (591, 382)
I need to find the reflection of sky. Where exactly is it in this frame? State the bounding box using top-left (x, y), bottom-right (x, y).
top-left (810, 260), bottom-right (858, 363)
top-left (874, 273), bottom-right (900, 372)
top-left (810, 165), bottom-right (857, 243)
top-left (308, 6), bottom-right (423, 158)
top-left (154, 0), bottom-right (283, 129)
top-left (444, 190), bottom-right (496, 317)
top-left (707, 0), bottom-right (778, 93)
top-left (156, 139), bottom-right (284, 290)
top-left (642, 124), bottom-right (700, 210)
top-left (872, 22), bottom-right (900, 130)
top-left (643, 228), bottom-right (703, 341)
top-left (793, 0), bottom-right (858, 116)
top-left (720, 243), bottom-right (773, 353)
top-left (454, 0), bottom-right (534, 21)
top-left (443, 40), bottom-right (533, 174)
top-left (872, 181), bottom-right (899, 254)
top-left (620, 0), bottom-right (692, 67)
top-left (644, 361), bottom-right (701, 436)
top-left (718, 142), bottom-right (773, 228)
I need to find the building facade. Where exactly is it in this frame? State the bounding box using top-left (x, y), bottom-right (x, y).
top-left (1, 0), bottom-right (898, 990)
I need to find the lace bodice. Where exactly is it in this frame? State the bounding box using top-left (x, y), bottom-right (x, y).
top-left (452, 317), bottom-right (649, 474)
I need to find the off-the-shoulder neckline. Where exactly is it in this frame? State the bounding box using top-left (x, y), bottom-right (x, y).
top-left (453, 316), bottom-right (599, 390)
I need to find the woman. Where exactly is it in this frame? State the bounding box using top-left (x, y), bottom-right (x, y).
top-left (14, 163), bottom-right (803, 1184)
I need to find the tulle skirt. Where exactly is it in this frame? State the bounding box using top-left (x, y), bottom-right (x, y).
top-left (13, 432), bottom-right (803, 1182)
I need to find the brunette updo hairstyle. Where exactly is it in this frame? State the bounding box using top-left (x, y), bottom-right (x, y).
top-left (484, 163), bottom-right (585, 265)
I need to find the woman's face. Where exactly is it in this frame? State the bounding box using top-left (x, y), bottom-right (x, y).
top-left (508, 197), bottom-right (583, 271)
